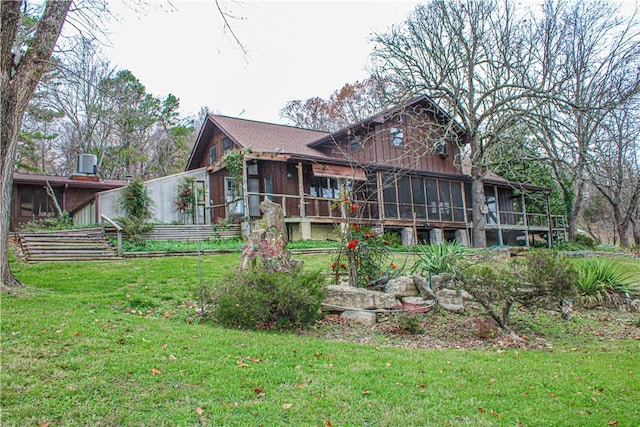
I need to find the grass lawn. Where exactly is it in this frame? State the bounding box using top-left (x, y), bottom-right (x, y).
top-left (2, 253), bottom-right (639, 426)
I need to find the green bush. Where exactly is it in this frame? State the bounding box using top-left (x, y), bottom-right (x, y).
top-left (456, 251), bottom-right (576, 328)
top-left (574, 258), bottom-right (638, 307)
top-left (204, 268), bottom-right (326, 330)
top-left (572, 233), bottom-right (598, 248)
top-left (118, 178), bottom-right (154, 243)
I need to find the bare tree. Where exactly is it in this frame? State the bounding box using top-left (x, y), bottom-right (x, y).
top-left (280, 77), bottom-right (392, 132)
top-left (36, 35), bottom-right (116, 173)
top-left (524, 0), bottom-right (640, 239)
top-left (588, 103), bottom-right (640, 246)
top-left (1, 0), bottom-right (73, 289)
top-left (370, 0), bottom-right (530, 248)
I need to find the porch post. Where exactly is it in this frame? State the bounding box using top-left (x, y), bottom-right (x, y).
top-left (297, 162), bottom-right (306, 217)
top-left (521, 192), bottom-right (529, 248)
top-left (494, 186), bottom-right (504, 246)
top-left (377, 172), bottom-right (385, 221)
top-left (242, 158), bottom-right (249, 220)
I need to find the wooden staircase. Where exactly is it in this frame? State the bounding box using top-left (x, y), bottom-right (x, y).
top-left (19, 228), bottom-right (119, 262)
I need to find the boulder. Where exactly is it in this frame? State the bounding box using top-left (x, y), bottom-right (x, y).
top-left (436, 288), bottom-right (465, 313)
top-left (413, 274), bottom-right (437, 300)
top-left (341, 310), bottom-right (377, 325)
top-left (324, 285), bottom-right (397, 311)
top-left (385, 276), bottom-right (419, 297)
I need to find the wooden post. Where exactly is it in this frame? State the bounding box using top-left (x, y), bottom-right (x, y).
top-left (298, 162), bottom-right (306, 217)
top-left (242, 158), bottom-right (249, 220)
top-left (494, 185), bottom-right (503, 246)
top-left (521, 192), bottom-right (529, 247)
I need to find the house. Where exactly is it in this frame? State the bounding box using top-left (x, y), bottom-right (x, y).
top-left (184, 95), bottom-right (565, 246)
top-left (11, 171), bottom-right (127, 231)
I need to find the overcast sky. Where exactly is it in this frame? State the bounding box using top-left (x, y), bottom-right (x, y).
top-left (101, 0), bottom-right (421, 125)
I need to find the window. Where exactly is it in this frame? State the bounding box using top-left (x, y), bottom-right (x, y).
top-left (209, 145), bottom-right (217, 165)
top-left (390, 128), bottom-right (404, 148)
top-left (225, 177), bottom-right (244, 215)
top-left (223, 137), bottom-right (232, 154)
top-left (310, 177), bottom-right (340, 199)
top-left (435, 141), bottom-right (447, 156)
top-left (350, 135), bottom-right (363, 152)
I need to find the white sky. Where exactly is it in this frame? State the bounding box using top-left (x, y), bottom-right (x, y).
top-left (102, 0), bottom-right (421, 124)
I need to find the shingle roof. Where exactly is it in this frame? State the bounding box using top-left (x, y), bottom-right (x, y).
top-left (210, 115), bottom-right (329, 157)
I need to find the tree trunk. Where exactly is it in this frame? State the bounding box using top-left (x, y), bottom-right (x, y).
top-left (567, 176), bottom-right (585, 240)
top-left (1, 0), bottom-right (72, 288)
top-left (470, 167), bottom-right (487, 248)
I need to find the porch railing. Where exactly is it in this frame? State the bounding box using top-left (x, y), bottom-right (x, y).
top-left (230, 192), bottom-right (566, 231)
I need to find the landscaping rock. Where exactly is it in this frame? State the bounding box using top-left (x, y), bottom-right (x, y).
top-left (413, 274), bottom-right (437, 300)
top-left (436, 288), bottom-right (465, 313)
top-left (324, 285), bottom-right (398, 311)
top-left (430, 274), bottom-right (451, 291)
top-left (385, 276), bottom-right (419, 297)
top-left (341, 310), bottom-right (377, 325)
top-left (400, 296), bottom-right (435, 311)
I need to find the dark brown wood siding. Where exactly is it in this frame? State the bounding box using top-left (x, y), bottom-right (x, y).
top-left (199, 129), bottom-right (239, 169)
top-left (316, 111), bottom-right (463, 176)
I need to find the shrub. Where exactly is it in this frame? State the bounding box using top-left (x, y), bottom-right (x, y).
top-left (574, 258), bottom-right (638, 307)
top-left (118, 178), bottom-right (154, 243)
top-left (456, 251), bottom-right (577, 329)
top-left (411, 241), bottom-right (470, 276)
top-left (394, 312), bottom-right (424, 335)
top-left (203, 268), bottom-right (326, 330)
top-left (19, 211), bottom-right (73, 231)
top-left (572, 233), bottom-right (598, 248)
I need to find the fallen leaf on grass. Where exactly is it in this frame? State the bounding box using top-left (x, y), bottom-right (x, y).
top-left (282, 403), bottom-right (293, 409)
top-left (151, 367), bottom-right (162, 376)
top-left (324, 421), bottom-right (333, 426)
top-left (196, 407), bottom-right (204, 415)
top-left (362, 390), bottom-right (371, 395)
top-left (478, 407), bottom-right (486, 414)
top-left (607, 420), bottom-right (618, 425)
top-left (168, 354), bottom-right (177, 360)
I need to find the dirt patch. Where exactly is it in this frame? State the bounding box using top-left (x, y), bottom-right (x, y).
top-left (303, 307), bottom-right (640, 350)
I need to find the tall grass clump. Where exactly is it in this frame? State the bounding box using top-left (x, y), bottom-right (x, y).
top-left (574, 258), bottom-right (638, 307)
top-left (202, 268), bottom-right (326, 330)
top-left (411, 241), bottom-right (470, 276)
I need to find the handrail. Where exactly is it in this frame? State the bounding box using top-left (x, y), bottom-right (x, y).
top-left (101, 214), bottom-right (122, 257)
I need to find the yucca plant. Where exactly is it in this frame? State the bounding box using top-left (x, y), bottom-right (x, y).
top-left (411, 241), bottom-right (470, 276)
top-left (574, 258), bottom-right (638, 307)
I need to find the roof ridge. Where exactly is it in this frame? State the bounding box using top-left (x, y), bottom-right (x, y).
top-left (208, 114), bottom-right (329, 134)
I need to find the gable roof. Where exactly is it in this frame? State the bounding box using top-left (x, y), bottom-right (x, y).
top-left (186, 115), bottom-right (329, 169)
top-left (308, 94), bottom-right (467, 149)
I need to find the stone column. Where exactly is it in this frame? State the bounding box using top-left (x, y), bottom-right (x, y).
top-left (401, 227), bottom-right (416, 246)
top-left (429, 228), bottom-right (443, 244)
top-left (455, 229), bottom-right (469, 247)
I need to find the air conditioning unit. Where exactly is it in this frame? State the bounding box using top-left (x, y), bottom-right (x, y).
top-left (76, 154), bottom-right (97, 175)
